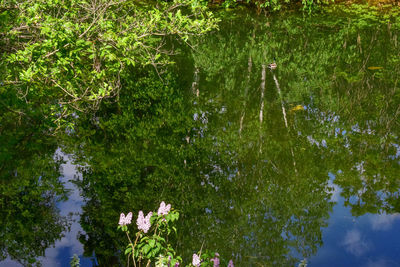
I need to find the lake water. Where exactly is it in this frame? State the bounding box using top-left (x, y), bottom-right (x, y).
top-left (1, 5), bottom-right (399, 267)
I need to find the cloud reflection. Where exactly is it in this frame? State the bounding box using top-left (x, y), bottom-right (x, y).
top-left (369, 213), bottom-right (400, 231)
top-left (342, 229), bottom-right (371, 257)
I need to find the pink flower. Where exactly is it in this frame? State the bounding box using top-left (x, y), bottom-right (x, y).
top-left (158, 201), bottom-right (171, 216)
top-left (210, 253), bottom-right (220, 267)
top-left (192, 253), bottom-right (200, 267)
top-left (136, 211), bottom-right (152, 233)
top-left (119, 212), bottom-right (132, 226)
top-left (227, 260), bottom-right (234, 267)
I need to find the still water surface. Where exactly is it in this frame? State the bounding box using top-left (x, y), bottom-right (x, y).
top-left (1, 7), bottom-right (399, 267)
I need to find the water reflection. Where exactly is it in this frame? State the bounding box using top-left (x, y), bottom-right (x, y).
top-left (310, 179), bottom-right (400, 266)
top-left (0, 146), bottom-right (93, 266)
top-left (0, 119), bottom-right (68, 266)
top-left (1, 6), bottom-right (400, 267)
top-left (37, 152), bottom-right (93, 267)
top-left (63, 8), bottom-right (399, 266)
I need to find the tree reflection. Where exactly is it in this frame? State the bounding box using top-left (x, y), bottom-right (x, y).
top-left (64, 68), bottom-right (334, 265)
top-left (190, 8), bottom-right (400, 218)
top-left (0, 109), bottom-right (68, 266)
top-left (63, 7), bottom-right (399, 266)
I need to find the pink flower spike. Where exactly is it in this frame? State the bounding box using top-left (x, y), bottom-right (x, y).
top-left (192, 253), bottom-right (200, 267)
top-left (158, 201), bottom-right (171, 216)
top-left (136, 211), bottom-right (152, 233)
top-left (227, 260), bottom-right (234, 267)
top-left (119, 212), bottom-right (132, 226)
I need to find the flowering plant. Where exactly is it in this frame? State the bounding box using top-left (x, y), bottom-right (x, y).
top-left (118, 201), bottom-right (181, 266)
top-left (118, 202), bottom-right (234, 267)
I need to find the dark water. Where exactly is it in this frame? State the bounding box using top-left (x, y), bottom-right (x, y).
top-left (1, 6), bottom-right (400, 267)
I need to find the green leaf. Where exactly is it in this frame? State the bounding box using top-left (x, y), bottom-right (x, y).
top-left (125, 246), bottom-right (133, 255)
top-left (148, 239), bottom-right (156, 247)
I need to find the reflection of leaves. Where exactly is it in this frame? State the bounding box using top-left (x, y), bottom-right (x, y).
top-left (0, 123), bottom-right (68, 266)
top-left (64, 64), bottom-right (334, 266)
top-left (62, 70), bottom-right (193, 265)
top-left (60, 6), bottom-right (399, 266)
top-left (189, 5), bottom-right (400, 253)
top-left (336, 71), bottom-right (364, 83)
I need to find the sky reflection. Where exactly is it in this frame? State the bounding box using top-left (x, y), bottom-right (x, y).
top-left (309, 190), bottom-right (400, 267)
top-left (0, 152), bottom-right (92, 267)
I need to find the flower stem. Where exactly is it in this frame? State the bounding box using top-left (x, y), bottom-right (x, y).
top-left (126, 231), bottom-right (140, 267)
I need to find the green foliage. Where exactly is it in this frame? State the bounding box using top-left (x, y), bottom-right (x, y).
top-left (1, 3), bottom-right (400, 266)
top-left (118, 204), bottom-right (221, 266)
top-left (325, 3), bottom-right (400, 27)
top-left (0, 0), bottom-right (219, 131)
top-left (210, 0), bottom-right (333, 12)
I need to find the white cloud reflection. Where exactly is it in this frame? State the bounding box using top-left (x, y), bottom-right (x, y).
top-left (370, 213), bottom-right (400, 231)
top-left (342, 229), bottom-right (371, 257)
